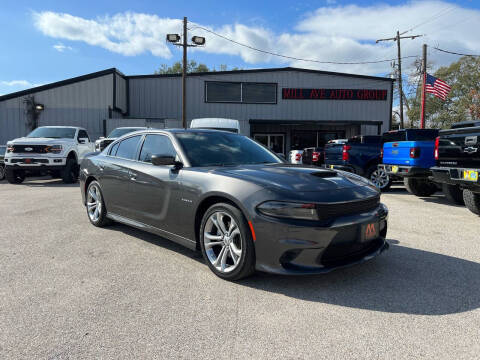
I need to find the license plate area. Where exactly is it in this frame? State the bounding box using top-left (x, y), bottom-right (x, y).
top-left (463, 170), bottom-right (479, 182)
top-left (360, 222), bottom-right (379, 242)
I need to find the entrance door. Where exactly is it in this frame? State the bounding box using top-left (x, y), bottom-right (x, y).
top-left (254, 134), bottom-right (285, 154)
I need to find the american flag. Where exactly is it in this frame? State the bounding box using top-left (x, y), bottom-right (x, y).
top-left (425, 73), bottom-right (451, 101)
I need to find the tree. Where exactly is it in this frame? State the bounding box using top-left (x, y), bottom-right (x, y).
top-left (406, 56), bottom-right (480, 129)
top-left (154, 60), bottom-right (210, 74)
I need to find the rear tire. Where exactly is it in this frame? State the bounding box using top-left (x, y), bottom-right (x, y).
top-left (367, 165), bottom-right (392, 192)
top-left (86, 180), bottom-right (111, 227)
top-left (463, 189), bottom-right (480, 215)
top-left (200, 203), bottom-right (256, 281)
top-left (442, 184), bottom-right (464, 205)
top-left (62, 158), bottom-right (78, 184)
top-left (404, 177), bottom-right (437, 197)
top-left (5, 167), bottom-right (25, 184)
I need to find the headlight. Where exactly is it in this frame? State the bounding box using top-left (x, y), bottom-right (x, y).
top-left (45, 145), bottom-right (62, 154)
top-left (257, 201), bottom-right (318, 220)
top-left (6, 144), bottom-right (14, 153)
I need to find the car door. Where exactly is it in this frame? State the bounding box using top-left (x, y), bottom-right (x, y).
top-left (126, 134), bottom-right (181, 231)
top-left (100, 135), bottom-right (142, 217)
top-left (76, 129), bottom-right (91, 160)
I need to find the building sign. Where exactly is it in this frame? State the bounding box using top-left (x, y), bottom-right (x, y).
top-left (282, 88), bottom-right (388, 101)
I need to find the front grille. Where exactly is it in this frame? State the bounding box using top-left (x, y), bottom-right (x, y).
top-left (12, 145), bottom-right (48, 154)
top-left (316, 196), bottom-right (380, 221)
top-left (321, 237), bottom-right (384, 268)
top-left (11, 158), bottom-right (49, 164)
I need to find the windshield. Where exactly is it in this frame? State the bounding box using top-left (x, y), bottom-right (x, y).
top-left (27, 127), bottom-right (76, 139)
top-left (108, 128), bottom-right (144, 138)
top-left (175, 132), bottom-right (283, 167)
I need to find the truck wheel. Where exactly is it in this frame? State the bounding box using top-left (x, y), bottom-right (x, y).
top-left (50, 170), bottom-right (62, 179)
top-left (367, 165), bottom-right (392, 191)
top-left (62, 158), bottom-right (79, 184)
top-left (404, 178), bottom-right (437, 197)
top-left (0, 165), bottom-right (5, 180)
top-left (463, 190), bottom-right (480, 215)
top-left (442, 184), bottom-right (464, 205)
top-left (5, 167), bottom-right (25, 184)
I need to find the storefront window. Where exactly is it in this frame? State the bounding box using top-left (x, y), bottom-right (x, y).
top-left (205, 82), bottom-right (241, 102)
top-left (206, 82), bottom-right (276, 104)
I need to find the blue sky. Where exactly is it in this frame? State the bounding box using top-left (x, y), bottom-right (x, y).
top-left (1, 0), bottom-right (479, 95)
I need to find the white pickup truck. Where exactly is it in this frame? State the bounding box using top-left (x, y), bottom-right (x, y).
top-left (4, 126), bottom-right (95, 184)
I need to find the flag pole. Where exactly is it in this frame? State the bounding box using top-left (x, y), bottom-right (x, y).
top-left (420, 44), bottom-right (427, 129)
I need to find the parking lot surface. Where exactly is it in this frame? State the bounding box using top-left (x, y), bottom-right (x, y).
top-left (1, 178), bottom-right (480, 359)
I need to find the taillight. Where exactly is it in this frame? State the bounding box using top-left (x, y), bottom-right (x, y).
top-left (380, 148), bottom-right (384, 160)
top-left (410, 147), bottom-right (421, 158)
top-left (434, 137), bottom-right (440, 160)
top-left (295, 153), bottom-right (302, 161)
top-left (312, 151), bottom-right (320, 162)
top-left (342, 145), bottom-right (351, 161)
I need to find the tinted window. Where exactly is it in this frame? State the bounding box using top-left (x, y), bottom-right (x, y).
top-left (78, 130), bottom-right (89, 140)
top-left (27, 127), bottom-right (76, 139)
top-left (406, 129), bottom-right (439, 141)
top-left (206, 82), bottom-right (241, 102)
top-left (139, 135), bottom-right (176, 163)
top-left (109, 142), bottom-right (120, 156)
top-left (175, 132), bottom-right (282, 167)
top-left (382, 131), bottom-right (406, 143)
top-left (115, 135), bottom-right (141, 160)
top-left (242, 83), bottom-right (276, 103)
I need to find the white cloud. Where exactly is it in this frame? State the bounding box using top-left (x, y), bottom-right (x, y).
top-left (32, 2), bottom-right (480, 75)
top-left (53, 43), bottom-right (73, 52)
top-left (1, 80), bottom-right (43, 88)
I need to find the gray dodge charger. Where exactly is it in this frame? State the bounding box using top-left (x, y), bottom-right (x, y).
top-left (80, 129), bottom-right (389, 280)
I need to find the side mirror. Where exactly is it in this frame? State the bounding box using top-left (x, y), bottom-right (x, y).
top-left (151, 154), bottom-right (183, 170)
top-left (78, 137), bottom-right (88, 144)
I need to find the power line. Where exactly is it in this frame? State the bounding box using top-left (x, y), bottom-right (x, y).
top-left (189, 23), bottom-right (418, 65)
top-left (433, 47), bottom-right (480, 57)
top-left (400, 5), bottom-right (457, 35)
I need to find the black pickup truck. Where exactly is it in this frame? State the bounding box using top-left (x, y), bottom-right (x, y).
top-left (324, 135), bottom-right (392, 191)
top-left (431, 120), bottom-right (480, 214)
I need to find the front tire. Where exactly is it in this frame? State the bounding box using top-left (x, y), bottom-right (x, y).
top-left (86, 181), bottom-right (111, 227)
top-left (367, 165), bottom-right (392, 192)
top-left (62, 158), bottom-right (79, 184)
top-left (404, 177), bottom-right (437, 197)
top-left (200, 203), bottom-right (255, 281)
top-left (0, 165), bottom-right (5, 180)
top-left (463, 189), bottom-right (480, 215)
top-left (442, 184), bottom-right (464, 205)
top-left (5, 167), bottom-right (25, 184)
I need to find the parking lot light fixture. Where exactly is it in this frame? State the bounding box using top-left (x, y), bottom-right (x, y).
top-left (191, 36), bottom-right (205, 46)
top-left (166, 34), bottom-right (181, 43)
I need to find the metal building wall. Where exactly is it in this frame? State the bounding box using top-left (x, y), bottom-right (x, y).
top-left (128, 70), bottom-right (393, 135)
top-left (115, 73), bottom-right (127, 113)
top-left (0, 74), bottom-right (113, 143)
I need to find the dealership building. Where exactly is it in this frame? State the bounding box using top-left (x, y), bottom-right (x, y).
top-left (0, 67), bottom-right (393, 153)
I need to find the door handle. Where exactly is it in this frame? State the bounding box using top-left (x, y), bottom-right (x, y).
top-left (130, 173), bottom-right (138, 181)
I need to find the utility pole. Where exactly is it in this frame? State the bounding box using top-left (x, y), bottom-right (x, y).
top-left (182, 17), bottom-right (187, 129)
top-left (166, 18), bottom-right (206, 129)
top-left (420, 44), bottom-right (427, 129)
top-left (376, 31), bottom-right (422, 129)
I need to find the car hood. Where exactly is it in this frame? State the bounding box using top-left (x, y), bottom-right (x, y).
top-left (210, 164), bottom-right (376, 192)
top-left (8, 137), bottom-right (74, 145)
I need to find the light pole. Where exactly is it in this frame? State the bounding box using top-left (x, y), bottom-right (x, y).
top-left (167, 17), bottom-right (206, 129)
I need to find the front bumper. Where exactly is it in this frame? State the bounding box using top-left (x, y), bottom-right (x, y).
top-left (431, 166), bottom-right (480, 192)
top-left (378, 164), bottom-right (431, 178)
top-left (252, 203), bottom-right (389, 274)
top-left (4, 156), bottom-right (67, 168)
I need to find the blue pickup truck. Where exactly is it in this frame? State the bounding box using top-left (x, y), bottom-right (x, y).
top-left (324, 135), bottom-right (393, 191)
top-left (379, 129), bottom-right (439, 196)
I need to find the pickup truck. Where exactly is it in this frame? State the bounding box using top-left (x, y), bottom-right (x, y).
top-left (302, 147), bottom-right (324, 166)
top-left (4, 126), bottom-right (95, 184)
top-left (324, 135), bottom-right (392, 191)
top-left (431, 120), bottom-right (480, 214)
top-left (379, 129), bottom-right (439, 197)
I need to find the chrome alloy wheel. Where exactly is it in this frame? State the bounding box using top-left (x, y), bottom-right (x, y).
top-left (203, 211), bottom-right (242, 273)
top-left (370, 168), bottom-right (390, 189)
top-left (87, 184), bottom-right (102, 222)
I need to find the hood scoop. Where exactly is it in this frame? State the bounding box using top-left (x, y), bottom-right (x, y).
top-left (311, 170), bottom-right (337, 178)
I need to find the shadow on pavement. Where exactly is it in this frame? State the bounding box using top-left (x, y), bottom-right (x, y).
top-left (21, 177), bottom-right (80, 188)
top-left (240, 242), bottom-right (480, 315)
top-left (102, 222), bottom-right (480, 316)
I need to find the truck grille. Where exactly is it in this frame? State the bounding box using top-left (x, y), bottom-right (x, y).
top-left (12, 145), bottom-right (48, 154)
top-left (316, 196), bottom-right (380, 221)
